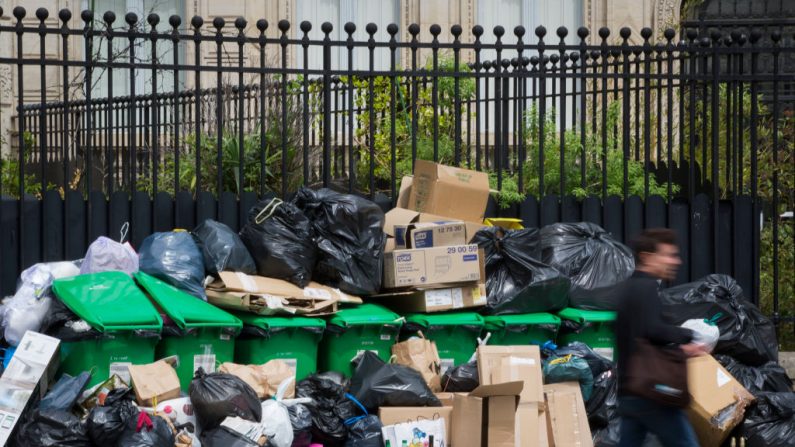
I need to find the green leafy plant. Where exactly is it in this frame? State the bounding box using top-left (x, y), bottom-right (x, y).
top-left (1, 132), bottom-right (45, 198)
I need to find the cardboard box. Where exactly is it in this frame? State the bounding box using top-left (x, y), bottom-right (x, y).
top-left (686, 355), bottom-right (755, 447)
top-left (207, 272), bottom-right (362, 316)
top-left (379, 406), bottom-right (454, 443)
top-left (384, 207), bottom-right (487, 246)
top-left (395, 221), bottom-right (468, 249)
top-left (128, 360), bottom-right (181, 407)
top-left (452, 382), bottom-right (523, 447)
top-left (0, 331), bottom-right (61, 446)
top-left (544, 382), bottom-right (593, 447)
top-left (408, 160), bottom-right (491, 222)
top-left (435, 392), bottom-right (455, 407)
top-left (477, 345), bottom-right (544, 404)
top-left (370, 282), bottom-right (487, 313)
top-left (383, 244), bottom-right (482, 289)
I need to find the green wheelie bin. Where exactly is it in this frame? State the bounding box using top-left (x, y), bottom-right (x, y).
top-left (51, 271), bottom-right (163, 388)
top-left (319, 304), bottom-right (403, 377)
top-left (233, 313), bottom-right (326, 380)
top-left (483, 313), bottom-right (561, 346)
top-left (557, 308), bottom-right (617, 361)
top-left (403, 312), bottom-right (485, 373)
top-left (134, 272), bottom-right (242, 390)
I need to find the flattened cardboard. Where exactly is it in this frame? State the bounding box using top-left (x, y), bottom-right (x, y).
top-left (383, 244), bottom-right (482, 289)
top-left (408, 160), bottom-right (491, 222)
top-left (686, 355), bottom-right (754, 447)
top-left (212, 272), bottom-right (362, 304)
top-left (378, 406), bottom-right (453, 442)
top-left (477, 345), bottom-right (544, 404)
top-left (128, 360), bottom-right (181, 407)
top-left (369, 282), bottom-right (487, 313)
top-left (544, 382), bottom-right (593, 447)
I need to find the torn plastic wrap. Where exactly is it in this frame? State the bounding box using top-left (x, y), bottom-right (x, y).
top-left (472, 226), bottom-right (570, 315)
top-left (193, 219), bottom-right (257, 274)
top-left (660, 274), bottom-right (778, 366)
top-left (538, 222), bottom-right (634, 310)
top-left (292, 187), bottom-right (386, 296)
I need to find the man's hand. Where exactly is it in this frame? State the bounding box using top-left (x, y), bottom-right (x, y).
top-left (681, 343), bottom-right (708, 357)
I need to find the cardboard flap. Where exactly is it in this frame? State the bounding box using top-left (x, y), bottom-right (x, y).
top-left (408, 161), bottom-right (490, 222)
top-left (470, 381), bottom-right (524, 398)
top-left (397, 176), bottom-right (413, 209)
top-left (212, 272), bottom-right (303, 295)
top-left (384, 207), bottom-right (421, 237)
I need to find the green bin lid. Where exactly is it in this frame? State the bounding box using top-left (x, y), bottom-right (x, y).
top-left (327, 304), bottom-right (403, 328)
top-left (134, 272), bottom-right (242, 330)
top-left (405, 312), bottom-right (485, 328)
top-left (52, 271), bottom-right (163, 332)
top-left (483, 313), bottom-right (561, 330)
top-left (234, 312), bottom-right (326, 332)
top-left (557, 308), bottom-right (616, 323)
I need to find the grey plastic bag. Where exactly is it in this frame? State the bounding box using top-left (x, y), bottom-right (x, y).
top-left (193, 219), bottom-right (256, 274)
top-left (139, 231), bottom-right (207, 300)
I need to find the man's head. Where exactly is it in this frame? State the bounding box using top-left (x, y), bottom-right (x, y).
top-left (630, 228), bottom-right (681, 281)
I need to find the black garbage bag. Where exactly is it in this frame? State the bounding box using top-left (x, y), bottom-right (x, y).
top-left (715, 355), bottom-right (792, 395)
top-left (193, 219), bottom-right (256, 274)
top-left (348, 351), bottom-right (388, 396)
top-left (543, 354), bottom-right (594, 400)
top-left (441, 360), bottom-right (479, 392)
top-left (296, 374), bottom-right (358, 446)
top-left (201, 426), bottom-right (260, 447)
top-left (742, 392), bottom-right (795, 447)
top-left (472, 227), bottom-right (571, 315)
top-left (14, 409), bottom-right (92, 447)
top-left (139, 231), bottom-right (207, 300)
top-left (86, 388), bottom-right (139, 445)
top-left (117, 411), bottom-right (175, 447)
top-left (538, 222), bottom-right (635, 310)
top-left (292, 187), bottom-right (386, 295)
top-left (288, 403), bottom-right (313, 447)
top-left (39, 298), bottom-right (102, 341)
top-left (239, 197), bottom-right (317, 287)
top-left (189, 368), bottom-right (262, 431)
top-left (660, 274), bottom-right (778, 366)
top-left (587, 369), bottom-right (618, 429)
top-left (592, 416), bottom-right (621, 447)
top-left (38, 371), bottom-right (91, 411)
top-left (345, 414), bottom-right (384, 447)
top-left (352, 359), bottom-right (442, 410)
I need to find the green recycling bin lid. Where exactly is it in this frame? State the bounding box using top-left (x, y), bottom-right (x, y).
top-left (134, 272), bottom-right (242, 331)
top-left (52, 271), bottom-right (163, 332)
top-left (483, 313), bottom-right (561, 329)
top-left (234, 312), bottom-right (326, 333)
top-left (557, 308), bottom-right (617, 323)
top-left (405, 312), bottom-right (485, 328)
top-left (327, 304), bottom-right (403, 328)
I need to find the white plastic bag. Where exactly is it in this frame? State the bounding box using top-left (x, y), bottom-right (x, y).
top-left (682, 318), bottom-right (720, 353)
top-left (80, 236), bottom-right (138, 276)
top-left (260, 400), bottom-right (293, 447)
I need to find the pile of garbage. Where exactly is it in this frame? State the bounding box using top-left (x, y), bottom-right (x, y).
top-left (0, 161), bottom-right (790, 447)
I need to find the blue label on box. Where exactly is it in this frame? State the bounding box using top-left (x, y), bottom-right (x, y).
top-left (412, 230), bottom-right (433, 248)
top-left (394, 228), bottom-right (406, 246)
top-left (463, 254), bottom-right (478, 262)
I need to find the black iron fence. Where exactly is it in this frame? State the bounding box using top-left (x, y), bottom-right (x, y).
top-left (0, 7), bottom-right (793, 339)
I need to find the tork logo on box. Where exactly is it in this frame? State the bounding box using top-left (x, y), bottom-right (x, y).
top-left (414, 232), bottom-right (428, 241)
top-left (396, 253), bottom-right (412, 262)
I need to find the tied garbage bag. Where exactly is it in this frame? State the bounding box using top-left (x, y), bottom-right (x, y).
top-left (441, 360), bottom-right (479, 392)
top-left (87, 388), bottom-right (139, 446)
top-left (288, 403), bottom-right (313, 447)
top-left (538, 222), bottom-right (634, 310)
top-left (15, 409), bottom-right (92, 447)
top-left (741, 392), bottom-right (795, 447)
top-left (139, 231), bottom-right (207, 300)
top-left (661, 274), bottom-right (778, 366)
top-left (39, 371), bottom-right (91, 412)
top-left (261, 399), bottom-right (294, 447)
top-left (543, 354), bottom-right (594, 401)
top-left (681, 316), bottom-right (721, 353)
top-left (239, 197), bottom-right (317, 288)
top-left (296, 374), bottom-right (358, 446)
top-left (351, 352), bottom-right (442, 411)
top-left (715, 355), bottom-right (792, 395)
top-left (80, 236), bottom-right (138, 275)
top-left (193, 219), bottom-right (256, 274)
top-left (189, 368), bottom-right (262, 431)
top-left (117, 411), bottom-right (175, 447)
top-left (292, 187), bottom-right (386, 296)
top-left (472, 227), bottom-right (570, 315)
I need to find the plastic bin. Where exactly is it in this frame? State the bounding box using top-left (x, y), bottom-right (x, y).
top-left (483, 313), bottom-right (561, 346)
top-left (318, 304), bottom-right (403, 377)
top-left (403, 312), bottom-right (485, 373)
top-left (233, 313), bottom-right (325, 381)
top-left (557, 308), bottom-right (617, 361)
top-left (51, 271), bottom-right (163, 387)
top-left (135, 272), bottom-right (242, 390)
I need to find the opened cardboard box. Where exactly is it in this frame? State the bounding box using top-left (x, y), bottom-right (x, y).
top-left (383, 244), bottom-right (482, 289)
top-left (686, 355), bottom-right (754, 447)
top-left (408, 160), bottom-right (491, 223)
top-left (369, 282), bottom-right (487, 313)
top-left (452, 381), bottom-right (523, 447)
top-left (379, 406), bottom-right (454, 443)
top-left (544, 382), bottom-right (593, 447)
